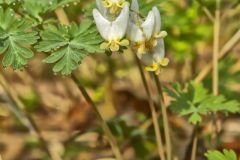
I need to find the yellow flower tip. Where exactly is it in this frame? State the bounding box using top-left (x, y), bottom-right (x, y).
top-left (119, 39), bottom-right (129, 47)
top-left (110, 4), bottom-right (120, 14)
top-left (110, 41), bottom-right (120, 52)
top-left (159, 31), bottom-right (168, 38)
top-left (117, 0), bottom-right (127, 7)
top-left (160, 58), bottom-right (169, 67)
top-left (144, 63), bottom-right (158, 72)
top-left (155, 31), bottom-right (168, 38)
top-left (145, 59), bottom-right (168, 74)
top-left (102, 0), bottom-right (112, 8)
top-left (137, 43), bottom-right (146, 55)
top-left (100, 42), bottom-right (110, 50)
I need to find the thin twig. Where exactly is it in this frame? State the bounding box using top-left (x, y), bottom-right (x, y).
top-left (133, 52), bottom-right (166, 160)
top-left (71, 73), bottom-right (123, 160)
top-left (194, 29), bottom-right (240, 83)
top-left (153, 74), bottom-right (172, 160)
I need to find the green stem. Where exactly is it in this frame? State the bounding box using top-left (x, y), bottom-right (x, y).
top-left (153, 74), bottom-right (172, 160)
top-left (71, 73), bottom-right (123, 160)
top-left (133, 52), bottom-right (166, 160)
top-left (191, 127), bottom-right (198, 160)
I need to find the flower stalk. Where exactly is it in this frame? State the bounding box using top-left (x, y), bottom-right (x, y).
top-left (133, 51), bottom-right (166, 160)
top-left (153, 74), bottom-right (172, 160)
top-left (71, 73), bottom-right (123, 160)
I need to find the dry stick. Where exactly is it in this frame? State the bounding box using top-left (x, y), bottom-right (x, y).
top-left (54, 8), bottom-right (123, 160)
top-left (0, 73), bottom-right (54, 159)
top-left (71, 74), bottom-right (123, 160)
top-left (211, 0), bottom-right (221, 148)
top-left (213, 0), bottom-right (221, 96)
top-left (194, 29), bottom-right (240, 83)
top-left (153, 74), bottom-right (172, 160)
top-left (133, 53), bottom-right (166, 160)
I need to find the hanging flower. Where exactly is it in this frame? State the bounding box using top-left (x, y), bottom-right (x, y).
top-left (142, 39), bottom-right (169, 75)
top-left (93, 5), bottom-right (130, 52)
top-left (127, 0), bottom-right (167, 57)
top-left (128, 0), bottom-right (169, 74)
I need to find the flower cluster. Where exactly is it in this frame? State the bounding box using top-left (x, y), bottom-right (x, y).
top-left (93, 0), bottom-right (169, 74)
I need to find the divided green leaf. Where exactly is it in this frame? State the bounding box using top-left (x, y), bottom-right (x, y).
top-left (205, 149), bottom-right (237, 160)
top-left (0, 7), bottom-right (38, 69)
top-left (21, 0), bottom-right (81, 21)
top-left (165, 82), bottom-right (240, 124)
top-left (36, 20), bottom-right (103, 75)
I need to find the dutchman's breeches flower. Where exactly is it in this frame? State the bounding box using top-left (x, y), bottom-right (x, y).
top-left (127, 0), bottom-right (169, 74)
top-left (93, 4), bottom-right (130, 52)
top-left (143, 39), bottom-right (169, 75)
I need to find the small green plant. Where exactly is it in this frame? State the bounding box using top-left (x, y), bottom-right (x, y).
top-left (165, 82), bottom-right (240, 125)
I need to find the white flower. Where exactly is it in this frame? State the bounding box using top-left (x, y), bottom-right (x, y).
top-left (127, 0), bottom-right (167, 55)
top-left (128, 0), bottom-right (169, 74)
top-left (96, 0), bottom-right (128, 15)
top-left (93, 5), bottom-right (130, 52)
top-left (142, 39), bottom-right (169, 75)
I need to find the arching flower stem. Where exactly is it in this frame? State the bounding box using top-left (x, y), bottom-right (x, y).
top-left (132, 50), bottom-right (166, 160)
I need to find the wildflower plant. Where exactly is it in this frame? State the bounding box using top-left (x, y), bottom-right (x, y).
top-left (0, 0), bottom-right (240, 160)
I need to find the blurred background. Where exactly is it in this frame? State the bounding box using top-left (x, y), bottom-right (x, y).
top-left (0, 0), bottom-right (240, 159)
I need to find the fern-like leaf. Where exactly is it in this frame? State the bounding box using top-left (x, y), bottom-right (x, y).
top-left (165, 82), bottom-right (240, 124)
top-left (0, 7), bottom-right (38, 69)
